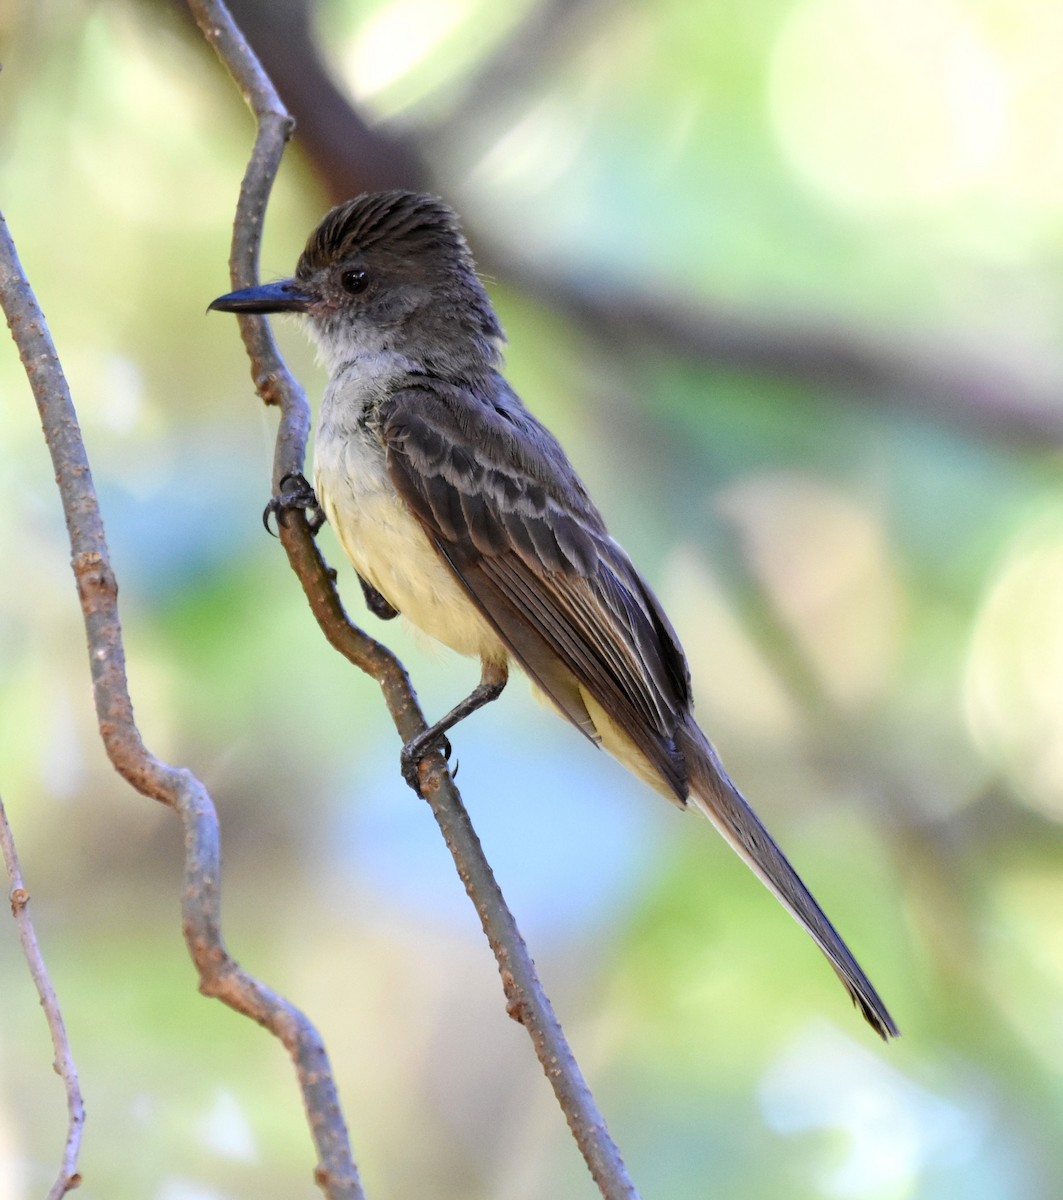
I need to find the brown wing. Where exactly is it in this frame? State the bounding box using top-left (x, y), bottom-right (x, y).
top-left (381, 380), bottom-right (692, 796)
top-left (383, 383), bottom-right (901, 1039)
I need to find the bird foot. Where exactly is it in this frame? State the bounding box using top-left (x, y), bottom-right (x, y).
top-left (400, 729), bottom-right (453, 791)
top-left (263, 472), bottom-right (326, 536)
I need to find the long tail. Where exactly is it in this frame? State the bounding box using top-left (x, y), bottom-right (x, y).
top-left (676, 722), bottom-right (899, 1040)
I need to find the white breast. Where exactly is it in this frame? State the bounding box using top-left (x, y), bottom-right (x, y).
top-left (313, 361), bottom-right (507, 664)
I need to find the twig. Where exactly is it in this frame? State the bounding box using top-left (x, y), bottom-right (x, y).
top-left (0, 206), bottom-right (364, 1200)
top-left (194, 1), bottom-right (641, 1195)
top-left (0, 794), bottom-right (85, 1200)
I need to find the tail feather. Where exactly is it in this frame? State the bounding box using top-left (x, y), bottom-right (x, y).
top-left (677, 723), bottom-right (899, 1040)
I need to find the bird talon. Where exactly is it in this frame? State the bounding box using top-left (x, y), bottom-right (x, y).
top-left (399, 730), bottom-right (453, 791)
top-left (262, 472), bottom-right (325, 537)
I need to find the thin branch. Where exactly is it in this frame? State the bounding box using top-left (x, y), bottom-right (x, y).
top-left (0, 208), bottom-right (364, 1200)
top-left (196, 2), bottom-right (641, 1195)
top-left (0, 794), bottom-right (85, 1200)
top-left (278, 522), bottom-right (641, 1200)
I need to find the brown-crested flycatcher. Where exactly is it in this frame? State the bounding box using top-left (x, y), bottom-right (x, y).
top-left (210, 191), bottom-right (898, 1039)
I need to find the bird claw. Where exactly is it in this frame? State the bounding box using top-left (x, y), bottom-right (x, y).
top-left (400, 730), bottom-right (453, 791)
top-left (263, 471), bottom-right (326, 536)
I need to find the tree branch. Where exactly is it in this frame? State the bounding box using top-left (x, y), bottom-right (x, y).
top-left (0, 207), bottom-right (364, 1200)
top-left (193, 1), bottom-right (640, 1195)
top-left (0, 794), bottom-right (85, 1200)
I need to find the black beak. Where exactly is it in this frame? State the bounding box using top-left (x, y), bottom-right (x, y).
top-left (208, 278), bottom-right (313, 314)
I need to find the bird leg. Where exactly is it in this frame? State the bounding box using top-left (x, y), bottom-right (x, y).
top-left (262, 471), bottom-right (326, 536)
top-left (401, 659), bottom-right (509, 791)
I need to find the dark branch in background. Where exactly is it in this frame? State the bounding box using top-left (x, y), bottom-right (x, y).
top-left (198, 0), bottom-right (426, 194)
top-left (0, 794), bottom-right (84, 1200)
top-left (530, 273), bottom-right (1063, 449)
top-left (0, 202), bottom-right (365, 1200)
top-left (192, 1), bottom-right (641, 1196)
top-left (424, 0), bottom-right (610, 135)
top-left (157, 0), bottom-right (1063, 450)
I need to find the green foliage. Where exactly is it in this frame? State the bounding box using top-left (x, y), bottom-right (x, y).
top-left (3, 1), bottom-right (1063, 1197)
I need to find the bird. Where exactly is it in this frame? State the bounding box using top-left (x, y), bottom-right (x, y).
top-left (209, 190), bottom-right (898, 1039)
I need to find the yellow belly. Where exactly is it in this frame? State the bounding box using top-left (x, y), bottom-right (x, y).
top-left (316, 462), bottom-right (507, 665)
top-left (314, 433), bottom-right (676, 798)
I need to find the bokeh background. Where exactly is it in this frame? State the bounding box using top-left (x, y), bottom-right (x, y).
top-left (3, 0), bottom-right (1063, 1196)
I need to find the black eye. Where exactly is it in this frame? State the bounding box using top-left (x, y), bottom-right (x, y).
top-left (340, 268), bottom-right (370, 295)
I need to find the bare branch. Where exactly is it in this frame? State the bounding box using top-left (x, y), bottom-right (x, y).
top-left (0, 200), bottom-right (364, 1200)
top-left (0, 794), bottom-right (85, 1200)
top-left (276, 531), bottom-right (642, 1200)
top-left (196, 2), bottom-right (640, 1195)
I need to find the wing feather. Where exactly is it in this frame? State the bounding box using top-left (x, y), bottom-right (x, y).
top-left (383, 380), bottom-right (691, 795)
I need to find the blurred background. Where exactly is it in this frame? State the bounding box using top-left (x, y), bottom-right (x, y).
top-left (3, 0), bottom-right (1063, 1196)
